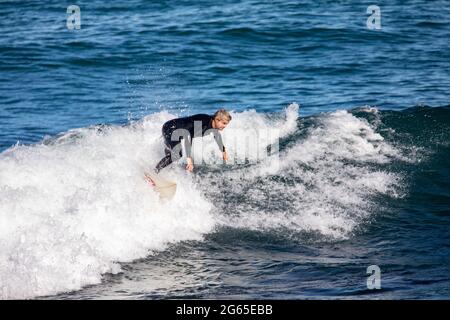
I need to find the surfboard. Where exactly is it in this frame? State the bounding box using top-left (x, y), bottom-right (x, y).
top-left (144, 172), bottom-right (177, 201)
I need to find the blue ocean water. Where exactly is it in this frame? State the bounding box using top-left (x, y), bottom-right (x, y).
top-left (0, 0), bottom-right (449, 299)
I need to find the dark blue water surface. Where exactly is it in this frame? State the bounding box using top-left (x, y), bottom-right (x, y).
top-left (1, 0), bottom-right (449, 151)
top-left (1, 0), bottom-right (449, 299)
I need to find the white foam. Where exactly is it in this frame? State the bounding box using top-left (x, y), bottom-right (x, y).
top-left (190, 103), bottom-right (299, 169)
top-left (0, 112), bottom-right (214, 299)
top-left (209, 109), bottom-right (405, 239)
top-left (0, 106), bottom-right (405, 299)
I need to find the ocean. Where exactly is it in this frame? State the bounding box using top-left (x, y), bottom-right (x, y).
top-left (0, 0), bottom-right (449, 299)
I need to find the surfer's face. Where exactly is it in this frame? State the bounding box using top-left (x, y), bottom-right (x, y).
top-left (213, 118), bottom-right (229, 131)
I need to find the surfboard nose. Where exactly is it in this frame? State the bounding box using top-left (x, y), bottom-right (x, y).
top-left (144, 172), bottom-right (177, 201)
top-left (144, 173), bottom-right (156, 186)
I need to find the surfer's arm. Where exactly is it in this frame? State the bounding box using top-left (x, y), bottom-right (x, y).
top-left (213, 130), bottom-right (225, 152)
top-left (183, 134), bottom-right (194, 172)
top-left (213, 130), bottom-right (228, 162)
top-left (183, 134), bottom-right (193, 156)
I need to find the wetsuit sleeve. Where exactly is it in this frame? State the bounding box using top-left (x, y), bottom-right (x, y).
top-left (183, 133), bottom-right (192, 158)
top-left (213, 130), bottom-right (225, 152)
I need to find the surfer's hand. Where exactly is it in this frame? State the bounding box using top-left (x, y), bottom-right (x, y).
top-left (186, 157), bottom-right (194, 172)
top-left (223, 150), bottom-right (229, 162)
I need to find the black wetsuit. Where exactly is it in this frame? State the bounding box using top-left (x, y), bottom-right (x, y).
top-left (155, 114), bottom-right (225, 172)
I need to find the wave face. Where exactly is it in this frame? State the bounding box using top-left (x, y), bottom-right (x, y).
top-left (203, 107), bottom-right (407, 239)
top-left (0, 104), bottom-right (294, 299)
top-left (3, 104), bottom-right (448, 299)
top-left (0, 110), bottom-right (217, 299)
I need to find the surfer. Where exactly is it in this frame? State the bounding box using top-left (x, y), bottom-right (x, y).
top-left (154, 109), bottom-right (232, 173)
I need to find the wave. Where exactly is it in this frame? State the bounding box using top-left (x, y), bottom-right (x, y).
top-left (198, 105), bottom-right (410, 240)
top-left (0, 110), bottom-right (214, 299)
top-left (1, 103), bottom-right (448, 299)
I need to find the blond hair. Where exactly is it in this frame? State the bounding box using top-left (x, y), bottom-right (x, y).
top-left (213, 109), bottom-right (232, 122)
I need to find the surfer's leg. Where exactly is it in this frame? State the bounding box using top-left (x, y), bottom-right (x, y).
top-left (154, 124), bottom-right (185, 173)
top-left (154, 141), bottom-right (183, 173)
top-left (155, 147), bottom-right (173, 173)
top-left (154, 126), bottom-right (175, 173)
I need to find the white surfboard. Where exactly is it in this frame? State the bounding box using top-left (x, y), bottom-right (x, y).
top-left (144, 172), bottom-right (177, 201)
